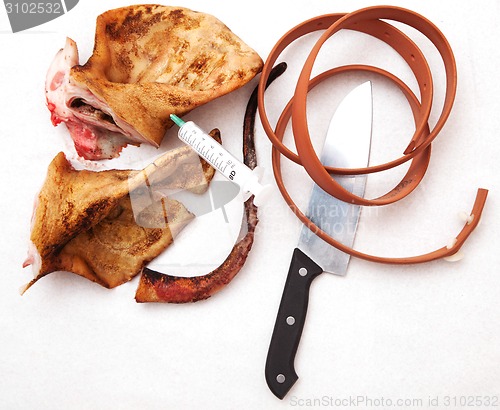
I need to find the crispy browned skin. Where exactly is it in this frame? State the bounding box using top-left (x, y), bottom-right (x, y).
top-left (30, 152), bottom-right (132, 275)
top-left (39, 195), bottom-right (193, 288)
top-left (135, 63), bottom-right (288, 303)
top-left (26, 130), bottom-right (221, 290)
top-left (70, 4), bottom-right (263, 146)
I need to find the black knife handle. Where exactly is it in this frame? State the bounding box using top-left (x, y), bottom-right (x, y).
top-left (265, 248), bottom-right (323, 399)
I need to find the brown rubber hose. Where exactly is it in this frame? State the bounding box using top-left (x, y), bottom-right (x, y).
top-left (257, 6), bottom-right (488, 264)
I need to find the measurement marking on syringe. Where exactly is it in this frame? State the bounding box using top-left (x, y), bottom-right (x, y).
top-left (170, 115), bottom-right (271, 206)
top-left (214, 159), bottom-right (225, 171)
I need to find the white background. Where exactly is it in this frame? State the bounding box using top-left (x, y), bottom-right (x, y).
top-left (1, 1), bottom-right (499, 409)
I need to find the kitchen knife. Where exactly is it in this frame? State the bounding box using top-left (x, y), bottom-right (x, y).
top-left (265, 81), bottom-right (373, 399)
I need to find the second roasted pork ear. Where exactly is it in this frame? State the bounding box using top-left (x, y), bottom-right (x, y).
top-left (24, 129), bottom-right (222, 289)
top-left (47, 5), bottom-right (263, 159)
top-left (33, 195), bottom-right (194, 289)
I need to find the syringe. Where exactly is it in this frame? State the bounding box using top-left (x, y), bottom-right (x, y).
top-left (170, 114), bottom-right (272, 206)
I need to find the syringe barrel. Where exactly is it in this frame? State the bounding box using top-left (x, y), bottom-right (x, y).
top-left (177, 121), bottom-right (253, 185)
top-left (175, 120), bottom-right (272, 206)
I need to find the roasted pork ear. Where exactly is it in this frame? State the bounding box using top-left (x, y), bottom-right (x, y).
top-left (32, 195), bottom-right (193, 289)
top-left (29, 152), bottom-right (133, 274)
top-left (46, 5), bottom-right (263, 159)
top-left (24, 129), bottom-right (221, 290)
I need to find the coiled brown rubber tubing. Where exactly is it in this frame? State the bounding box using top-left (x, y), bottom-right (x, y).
top-left (258, 6), bottom-right (488, 263)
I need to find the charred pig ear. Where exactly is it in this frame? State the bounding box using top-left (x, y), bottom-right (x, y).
top-left (46, 5), bottom-right (263, 160)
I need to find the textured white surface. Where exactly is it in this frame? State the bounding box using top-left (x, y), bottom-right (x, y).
top-left (1, 1), bottom-right (499, 409)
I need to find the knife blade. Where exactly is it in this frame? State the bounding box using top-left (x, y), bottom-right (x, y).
top-left (265, 81), bottom-right (373, 399)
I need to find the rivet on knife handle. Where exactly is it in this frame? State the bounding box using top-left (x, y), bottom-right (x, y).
top-left (265, 248), bottom-right (323, 399)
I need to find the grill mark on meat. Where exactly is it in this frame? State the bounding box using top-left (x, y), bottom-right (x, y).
top-left (105, 9), bottom-right (163, 42)
top-left (167, 8), bottom-right (201, 30)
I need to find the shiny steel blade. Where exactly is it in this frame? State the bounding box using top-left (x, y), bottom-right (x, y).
top-left (298, 81), bottom-right (372, 275)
